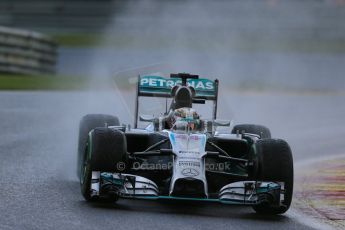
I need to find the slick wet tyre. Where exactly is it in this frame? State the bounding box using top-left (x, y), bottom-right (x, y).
top-left (252, 139), bottom-right (294, 214)
top-left (77, 114), bottom-right (120, 177)
top-left (80, 128), bottom-right (127, 201)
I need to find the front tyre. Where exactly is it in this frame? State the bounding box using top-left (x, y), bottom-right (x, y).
top-left (252, 139), bottom-right (294, 214)
top-left (77, 114), bottom-right (120, 177)
top-left (80, 127), bottom-right (127, 202)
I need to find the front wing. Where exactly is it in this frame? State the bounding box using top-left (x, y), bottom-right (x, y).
top-left (90, 172), bottom-right (284, 206)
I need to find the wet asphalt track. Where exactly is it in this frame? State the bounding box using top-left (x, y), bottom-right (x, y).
top-left (0, 90), bottom-right (344, 230)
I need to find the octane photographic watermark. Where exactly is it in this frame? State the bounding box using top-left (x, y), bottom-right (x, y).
top-left (205, 162), bottom-right (231, 171)
top-left (133, 162), bottom-right (174, 170)
top-left (116, 161), bottom-right (231, 172)
top-left (116, 162), bottom-right (127, 171)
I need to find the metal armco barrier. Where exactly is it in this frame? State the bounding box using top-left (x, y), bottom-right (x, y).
top-left (0, 26), bottom-right (57, 75)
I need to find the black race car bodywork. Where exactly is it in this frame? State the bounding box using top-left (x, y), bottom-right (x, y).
top-left (77, 73), bottom-right (294, 215)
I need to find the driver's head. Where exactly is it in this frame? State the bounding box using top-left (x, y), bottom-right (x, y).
top-left (170, 108), bottom-right (202, 132)
top-left (172, 86), bottom-right (195, 109)
top-left (173, 107), bottom-right (199, 120)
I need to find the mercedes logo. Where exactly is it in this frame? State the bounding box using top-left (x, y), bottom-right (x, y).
top-left (181, 168), bottom-right (199, 177)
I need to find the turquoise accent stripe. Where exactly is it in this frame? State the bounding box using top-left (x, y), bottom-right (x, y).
top-left (169, 132), bottom-right (176, 145)
top-left (87, 130), bottom-right (93, 161)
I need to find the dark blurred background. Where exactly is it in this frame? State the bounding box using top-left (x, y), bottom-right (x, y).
top-left (1, 0), bottom-right (345, 92)
top-left (1, 0), bottom-right (345, 37)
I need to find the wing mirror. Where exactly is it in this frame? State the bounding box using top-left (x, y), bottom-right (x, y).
top-left (140, 115), bottom-right (165, 131)
top-left (213, 120), bottom-right (231, 127)
top-left (204, 119), bottom-right (231, 134)
top-left (139, 115), bottom-right (156, 122)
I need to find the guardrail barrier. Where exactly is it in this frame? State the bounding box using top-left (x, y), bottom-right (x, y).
top-left (0, 26), bottom-right (57, 75)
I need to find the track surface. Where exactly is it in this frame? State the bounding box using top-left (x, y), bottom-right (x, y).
top-left (0, 90), bottom-right (344, 230)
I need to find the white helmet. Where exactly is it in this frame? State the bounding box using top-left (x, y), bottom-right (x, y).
top-left (171, 108), bottom-right (202, 132)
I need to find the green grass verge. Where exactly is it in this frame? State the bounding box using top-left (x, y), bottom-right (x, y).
top-left (0, 74), bottom-right (137, 91)
top-left (1, 74), bottom-right (342, 94)
top-left (53, 34), bottom-right (100, 47)
top-left (0, 74), bottom-right (90, 90)
top-left (53, 33), bottom-right (345, 53)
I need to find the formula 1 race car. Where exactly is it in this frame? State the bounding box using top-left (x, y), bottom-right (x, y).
top-left (77, 73), bottom-right (294, 215)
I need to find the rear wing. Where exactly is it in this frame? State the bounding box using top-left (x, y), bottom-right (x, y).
top-left (134, 74), bottom-right (219, 128)
top-left (138, 75), bottom-right (217, 99)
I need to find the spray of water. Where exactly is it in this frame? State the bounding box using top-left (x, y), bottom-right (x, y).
top-left (89, 0), bottom-right (345, 93)
top-left (58, 0), bottom-right (345, 179)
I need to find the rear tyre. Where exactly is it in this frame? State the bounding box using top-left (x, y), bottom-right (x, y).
top-left (80, 127), bottom-right (127, 202)
top-left (252, 139), bottom-right (294, 214)
top-left (77, 114), bottom-right (120, 177)
top-left (231, 124), bottom-right (271, 139)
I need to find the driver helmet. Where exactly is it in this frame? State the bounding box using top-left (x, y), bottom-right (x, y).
top-left (171, 108), bottom-right (202, 132)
